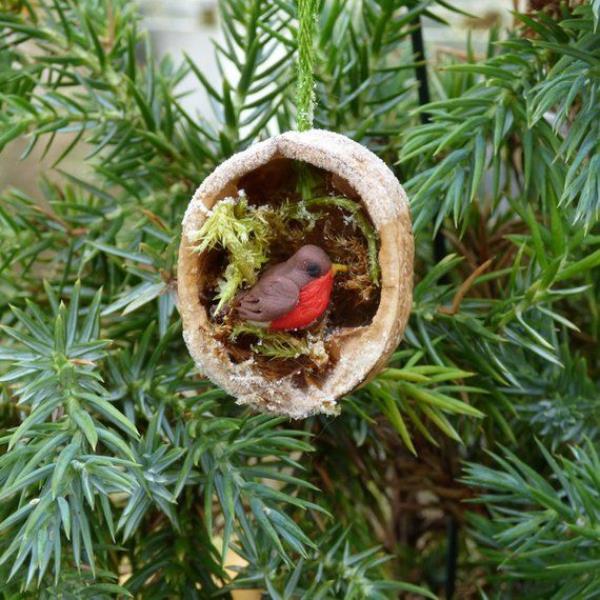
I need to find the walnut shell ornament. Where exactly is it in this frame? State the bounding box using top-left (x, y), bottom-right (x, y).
top-left (178, 130), bottom-right (413, 419)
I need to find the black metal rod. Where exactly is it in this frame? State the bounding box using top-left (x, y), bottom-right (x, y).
top-left (445, 516), bottom-right (459, 599)
top-left (411, 18), bottom-right (456, 597)
top-left (410, 21), bottom-right (431, 125)
top-left (410, 15), bottom-right (447, 267)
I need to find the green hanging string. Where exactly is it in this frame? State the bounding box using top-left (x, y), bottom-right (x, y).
top-left (296, 0), bottom-right (318, 131)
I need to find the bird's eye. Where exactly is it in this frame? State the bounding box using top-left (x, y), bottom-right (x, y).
top-left (306, 262), bottom-right (321, 278)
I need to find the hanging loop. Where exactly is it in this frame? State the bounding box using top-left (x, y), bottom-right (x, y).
top-left (296, 0), bottom-right (318, 131)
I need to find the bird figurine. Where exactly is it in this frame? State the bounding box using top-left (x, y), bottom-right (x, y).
top-left (236, 245), bottom-right (346, 331)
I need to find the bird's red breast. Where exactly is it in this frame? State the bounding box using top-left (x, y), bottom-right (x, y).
top-left (269, 268), bottom-right (334, 331)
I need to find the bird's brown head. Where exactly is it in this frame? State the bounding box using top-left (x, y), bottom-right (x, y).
top-left (285, 245), bottom-right (332, 287)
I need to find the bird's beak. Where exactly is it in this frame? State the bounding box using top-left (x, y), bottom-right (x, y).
top-left (332, 263), bottom-right (348, 275)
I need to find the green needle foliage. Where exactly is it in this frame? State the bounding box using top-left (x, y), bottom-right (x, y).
top-left (463, 440), bottom-right (600, 598)
top-left (0, 0), bottom-right (599, 598)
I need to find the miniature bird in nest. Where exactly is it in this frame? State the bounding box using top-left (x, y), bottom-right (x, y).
top-left (236, 244), bottom-right (346, 331)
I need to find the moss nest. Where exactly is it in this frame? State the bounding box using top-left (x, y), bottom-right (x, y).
top-left (191, 158), bottom-right (381, 387)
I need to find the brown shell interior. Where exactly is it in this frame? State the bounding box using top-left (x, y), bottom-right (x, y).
top-left (195, 157), bottom-right (382, 386)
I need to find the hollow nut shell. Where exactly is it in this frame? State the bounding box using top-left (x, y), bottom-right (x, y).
top-left (178, 130), bottom-right (413, 419)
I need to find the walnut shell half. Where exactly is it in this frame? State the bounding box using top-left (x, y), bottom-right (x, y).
top-left (178, 130), bottom-right (413, 419)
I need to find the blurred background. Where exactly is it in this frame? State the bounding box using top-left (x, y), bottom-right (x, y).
top-left (0, 0), bottom-right (519, 199)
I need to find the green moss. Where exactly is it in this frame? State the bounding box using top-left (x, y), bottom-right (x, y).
top-left (229, 323), bottom-right (311, 358)
top-left (190, 194), bottom-right (272, 311)
top-left (191, 190), bottom-right (380, 360)
top-left (305, 196), bottom-right (380, 284)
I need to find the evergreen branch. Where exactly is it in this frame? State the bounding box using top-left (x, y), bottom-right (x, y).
top-left (463, 440), bottom-right (600, 597)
